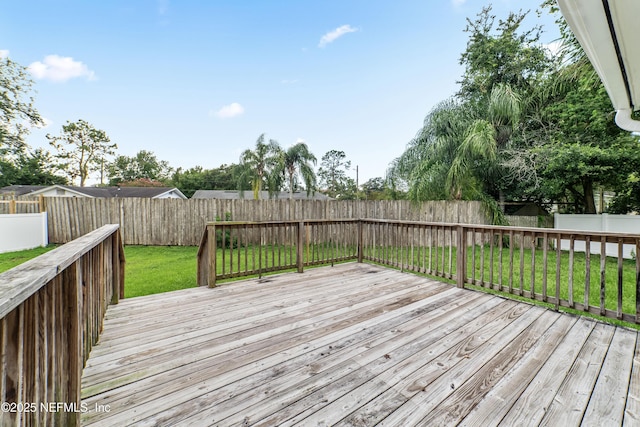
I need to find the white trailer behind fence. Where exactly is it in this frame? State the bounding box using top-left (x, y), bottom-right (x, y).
top-left (555, 213), bottom-right (639, 259)
top-left (0, 212), bottom-right (49, 254)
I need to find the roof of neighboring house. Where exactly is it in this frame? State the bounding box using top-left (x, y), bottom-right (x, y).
top-left (0, 185), bottom-right (187, 199)
top-left (558, 0), bottom-right (640, 131)
top-left (191, 190), bottom-right (332, 200)
top-left (0, 185), bottom-right (49, 196)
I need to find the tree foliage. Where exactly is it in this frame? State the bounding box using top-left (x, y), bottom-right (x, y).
top-left (0, 149), bottom-right (66, 187)
top-left (388, 4), bottom-right (640, 216)
top-left (273, 142), bottom-right (317, 199)
top-left (389, 6), bottom-right (551, 219)
top-left (238, 134), bottom-right (282, 199)
top-left (171, 164), bottom-right (248, 198)
top-left (317, 150), bottom-right (357, 199)
top-left (47, 119), bottom-right (116, 187)
top-left (0, 56), bottom-right (43, 155)
top-left (108, 150), bottom-right (172, 185)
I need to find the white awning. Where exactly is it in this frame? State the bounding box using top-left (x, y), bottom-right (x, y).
top-left (557, 0), bottom-right (640, 131)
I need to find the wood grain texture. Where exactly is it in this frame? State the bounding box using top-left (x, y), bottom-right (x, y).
top-left (80, 263), bottom-right (640, 427)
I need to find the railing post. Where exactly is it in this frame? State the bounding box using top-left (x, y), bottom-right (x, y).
top-left (208, 224), bottom-right (217, 287)
top-left (297, 221), bottom-right (304, 273)
top-left (65, 261), bottom-right (83, 427)
top-left (9, 199), bottom-right (16, 214)
top-left (456, 225), bottom-right (466, 288)
top-left (357, 220), bottom-right (363, 263)
top-left (636, 238), bottom-right (640, 324)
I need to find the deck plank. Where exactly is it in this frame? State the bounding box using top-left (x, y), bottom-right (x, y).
top-left (582, 327), bottom-right (637, 426)
top-left (489, 317), bottom-right (597, 427)
top-left (80, 263), bottom-right (640, 427)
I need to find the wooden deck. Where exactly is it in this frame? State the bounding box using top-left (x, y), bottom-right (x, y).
top-left (81, 263), bottom-right (640, 426)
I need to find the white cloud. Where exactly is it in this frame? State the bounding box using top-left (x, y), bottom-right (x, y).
top-left (211, 102), bottom-right (245, 119)
top-left (28, 55), bottom-right (96, 83)
top-left (318, 25), bottom-right (358, 48)
top-left (0, 50), bottom-right (9, 58)
top-left (451, 0), bottom-right (466, 8)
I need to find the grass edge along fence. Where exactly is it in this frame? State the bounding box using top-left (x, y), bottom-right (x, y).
top-left (0, 224), bottom-right (124, 427)
top-left (198, 219), bottom-right (640, 325)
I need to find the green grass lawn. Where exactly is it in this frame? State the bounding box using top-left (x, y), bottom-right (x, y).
top-left (2, 243), bottom-right (639, 328)
top-left (0, 245), bottom-right (199, 298)
top-left (123, 246), bottom-right (199, 297)
top-left (0, 245), bottom-right (58, 271)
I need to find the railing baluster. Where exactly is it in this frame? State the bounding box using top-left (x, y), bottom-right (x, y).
top-left (480, 230), bottom-right (485, 286)
top-left (509, 230), bottom-right (515, 295)
top-left (221, 224), bottom-right (226, 277)
top-left (428, 226), bottom-right (433, 273)
top-left (229, 227), bottom-right (234, 275)
top-left (530, 232), bottom-right (536, 299)
top-left (519, 231), bottom-right (524, 296)
top-left (618, 238), bottom-right (624, 320)
top-left (600, 236), bottom-right (606, 316)
top-left (448, 227), bottom-right (453, 279)
top-left (499, 230), bottom-right (503, 290)
top-left (636, 238), bottom-right (640, 324)
top-left (471, 228), bottom-right (476, 285)
top-left (585, 236), bottom-right (591, 311)
top-left (568, 236), bottom-right (574, 308)
top-left (555, 234), bottom-right (561, 311)
top-left (542, 233), bottom-right (548, 302)
top-left (489, 230), bottom-right (495, 289)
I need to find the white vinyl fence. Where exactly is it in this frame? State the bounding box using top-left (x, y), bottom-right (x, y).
top-left (555, 213), bottom-right (640, 259)
top-left (0, 212), bottom-right (49, 254)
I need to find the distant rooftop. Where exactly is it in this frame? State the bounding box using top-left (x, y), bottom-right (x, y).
top-left (0, 185), bottom-right (186, 199)
top-left (191, 190), bottom-right (331, 200)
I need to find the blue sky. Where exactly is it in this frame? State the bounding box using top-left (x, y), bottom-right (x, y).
top-left (2, 0), bottom-right (560, 185)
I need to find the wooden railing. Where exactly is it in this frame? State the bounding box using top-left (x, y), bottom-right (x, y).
top-left (198, 219), bottom-right (640, 324)
top-left (0, 224), bottom-right (125, 427)
top-left (197, 220), bottom-right (359, 286)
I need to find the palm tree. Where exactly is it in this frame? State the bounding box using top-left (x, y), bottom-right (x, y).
top-left (274, 142), bottom-right (317, 199)
top-left (388, 84), bottom-right (521, 224)
top-left (238, 134), bottom-right (282, 199)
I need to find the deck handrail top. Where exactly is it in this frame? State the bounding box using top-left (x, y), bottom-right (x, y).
top-left (204, 219), bottom-right (360, 226)
top-left (360, 218), bottom-right (640, 236)
top-left (205, 218), bottom-right (640, 240)
top-left (0, 223), bottom-right (120, 318)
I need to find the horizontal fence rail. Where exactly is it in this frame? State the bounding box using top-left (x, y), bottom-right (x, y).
top-left (0, 225), bottom-right (125, 427)
top-left (198, 219), bottom-right (640, 324)
top-left (0, 195), bottom-right (45, 215)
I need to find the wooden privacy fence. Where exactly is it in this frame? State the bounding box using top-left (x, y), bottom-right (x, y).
top-left (198, 219), bottom-right (640, 324)
top-left (0, 195), bottom-right (45, 215)
top-left (31, 197), bottom-right (490, 245)
top-left (0, 225), bottom-right (125, 427)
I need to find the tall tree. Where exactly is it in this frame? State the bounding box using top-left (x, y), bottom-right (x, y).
top-left (317, 150), bottom-right (357, 199)
top-left (238, 133), bottom-right (282, 199)
top-left (389, 7), bottom-right (552, 222)
top-left (47, 120), bottom-right (116, 186)
top-left (0, 56), bottom-right (43, 156)
top-left (273, 142), bottom-right (317, 199)
top-left (108, 150), bottom-right (172, 185)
